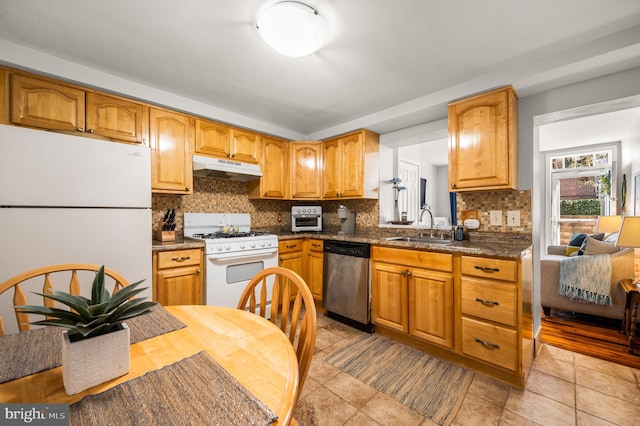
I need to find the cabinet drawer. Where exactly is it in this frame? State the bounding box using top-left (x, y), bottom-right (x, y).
top-left (461, 317), bottom-right (517, 371)
top-left (308, 239), bottom-right (324, 252)
top-left (461, 278), bottom-right (517, 326)
top-left (372, 246), bottom-right (452, 273)
top-left (157, 249), bottom-right (202, 269)
top-left (279, 239), bottom-right (303, 253)
top-left (461, 256), bottom-right (516, 282)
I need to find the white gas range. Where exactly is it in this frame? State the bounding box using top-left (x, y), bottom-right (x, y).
top-left (184, 213), bottom-right (278, 307)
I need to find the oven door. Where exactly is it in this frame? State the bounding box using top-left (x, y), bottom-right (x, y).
top-left (205, 248), bottom-right (278, 310)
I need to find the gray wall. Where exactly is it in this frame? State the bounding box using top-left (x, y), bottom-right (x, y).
top-left (518, 66), bottom-right (640, 339)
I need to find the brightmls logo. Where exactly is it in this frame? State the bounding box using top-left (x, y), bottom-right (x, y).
top-left (1, 404), bottom-right (68, 425)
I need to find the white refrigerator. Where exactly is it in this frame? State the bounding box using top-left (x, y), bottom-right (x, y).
top-left (0, 124), bottom-right (152, 335)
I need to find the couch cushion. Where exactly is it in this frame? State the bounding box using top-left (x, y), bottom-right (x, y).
top-left (580, 236), bottom-right (620, 255)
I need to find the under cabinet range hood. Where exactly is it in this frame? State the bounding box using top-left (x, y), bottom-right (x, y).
top-left (192, 155), bottom-right (262, 181)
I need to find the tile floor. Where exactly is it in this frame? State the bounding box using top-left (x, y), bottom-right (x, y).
top-left (296, 313), bottom-right (640, 425)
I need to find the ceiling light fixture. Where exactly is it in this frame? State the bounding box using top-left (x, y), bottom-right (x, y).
top-left (256, 1), bottom-right (327, 57)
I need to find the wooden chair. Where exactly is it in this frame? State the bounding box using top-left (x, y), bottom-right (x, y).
top-left (237, 267), bottom-right (317, 409)
top-left (0, 264), bottom-right (129, 336)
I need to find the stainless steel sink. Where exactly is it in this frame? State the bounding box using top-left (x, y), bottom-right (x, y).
top-left (381, 236), bottom-right (454, 245)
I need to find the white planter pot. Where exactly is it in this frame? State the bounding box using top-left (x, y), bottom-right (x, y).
top-left (61, 323), bottom-right (130, 395)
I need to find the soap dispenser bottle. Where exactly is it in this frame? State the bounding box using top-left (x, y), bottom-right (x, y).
top-left (455, 223), bottom-right (464, 241)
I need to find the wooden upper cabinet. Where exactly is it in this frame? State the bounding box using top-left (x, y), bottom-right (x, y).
top-left (248, 136), bottom-right (289, 199)
top-left (9, 72), bottom-right (147, 144)
top-left (0, 69), bottom-right (6, 124)
top-left (448, 86), bottom-right (518, 191)
top-left (85, 93), bottom-right (148, 144)
top-left (231, 128), bottom-right (261, 164)
top-left (195, 119), bottom-right (260, 164)
top-left (290, 141), bottom-right (322, 199)
top-left (150, 107), bottom-right (193, 194)
top-left (10, 73), bottom-right (85, 132)
top-left (195, 119), bottom-right (231, 158)
top-left (322, 129), bottom-right (379, 199)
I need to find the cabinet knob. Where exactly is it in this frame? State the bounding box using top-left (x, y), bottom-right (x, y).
top-left (401, 270), bottom-right (407, 276)
top-left (451, 183), bottom-right (456, 188)
top-left (77, 127), bottom-right (84, 132)
top-left (407, 271), bottom-right (412, 277)
top-left (196, 269), bottom-right (201, 274)
top-left (87, 129), bottom-right (94, 134)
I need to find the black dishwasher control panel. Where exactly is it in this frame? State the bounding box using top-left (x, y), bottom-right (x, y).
top-left (323, 240), bottom-right (370, 258)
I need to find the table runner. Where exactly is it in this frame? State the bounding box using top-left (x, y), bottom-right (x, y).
top-left (0, 305), bottom-right (186, 383)
top-left (69, 350), bottom-right (278, 426)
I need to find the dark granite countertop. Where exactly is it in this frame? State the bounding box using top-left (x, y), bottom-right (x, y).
top-left (152, 237), bottom-right (205, 252)
top-left (152, 229), bottom-right (531, 259)
top-left (260, 228), bottom-right (532, 259)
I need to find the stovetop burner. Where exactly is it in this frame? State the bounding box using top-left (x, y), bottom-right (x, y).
top-left (191, 231), bottom-right (267, 240)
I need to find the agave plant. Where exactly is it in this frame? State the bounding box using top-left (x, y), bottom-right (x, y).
top-left (16, 266), bottom-right (156, 339)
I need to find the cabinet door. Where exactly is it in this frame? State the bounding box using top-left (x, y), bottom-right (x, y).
top-left (409, 268), bottom-right (454, 348)
top-left (231, 128), bottom-right (261, 164)
top-left (278, 249), bottom-right (304, 300)
top-left (448, 86), bottom-right (517, 191)
top-left (322, 138), bottom-right (341, 198)
top-left (150, 108), bottom-right (193, 194)
top-left (248, 136), bottom-right (288, 199)
top-left (10, 73), bottom-right (85, 131)
top-left (195, 119), bottom-right (231, 158)
top-left (156, 265), bottom-right (203, 306)
top-left (290, 142), bottom-right (322, 199)
top-left (305, 240), bottom-right (324, 301)
top-left (85, 93), bottom-right (147, 144)
top-left (339, 132), bottom-right (364, 197)
top-left (371, 262), bottom-right (408, 333)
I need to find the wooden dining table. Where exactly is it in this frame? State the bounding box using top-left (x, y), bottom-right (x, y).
top-left (0, 305), bottom-right (299, 425)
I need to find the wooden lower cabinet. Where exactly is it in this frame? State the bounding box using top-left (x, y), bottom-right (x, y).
top-left (372, 246), bottom-right (533, 388)
top-left (305, 239), bottom-right (324, 301)
top-left (279, 238), bottom-right (324, 301)
top-left (372, 246), bottom-right (454, 349)
top-left (153, 248), bottom-right (203, 306)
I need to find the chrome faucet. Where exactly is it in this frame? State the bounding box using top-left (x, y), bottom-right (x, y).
top-left (419, 207), bottom-right (434, 238)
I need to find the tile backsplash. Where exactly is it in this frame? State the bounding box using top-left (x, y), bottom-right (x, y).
top-left (456, 189), bottom-right (532, 234)
top-left (152, 177), bottom-right (531, 236)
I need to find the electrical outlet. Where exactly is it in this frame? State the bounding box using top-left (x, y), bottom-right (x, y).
top-left (489, 210), bottom-right (502, 226)
top-left (507, 210), bottom-right (520, 227)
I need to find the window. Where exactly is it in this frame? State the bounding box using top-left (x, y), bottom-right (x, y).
top-left (548, 146), bottom-right (618, 245)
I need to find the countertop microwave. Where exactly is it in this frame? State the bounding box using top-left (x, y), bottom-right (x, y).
top-left (291, 205), bottom-right (322, 232)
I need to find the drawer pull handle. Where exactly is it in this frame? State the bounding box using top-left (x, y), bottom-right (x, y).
top-left (286, 244), bottom-right (297, 249)
top-left (475, 297), bottom-right (500, 307)
top-left (474, 266), bottom-right (500, 273)
top-left (475, 339), bottom-right (500, 350)
top-left (171, 256), bottom-right (191, 262)
top-left (312, 243), bottom-right (322, 247)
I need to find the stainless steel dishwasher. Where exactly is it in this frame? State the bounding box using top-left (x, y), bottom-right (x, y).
top-left (323, 240), bottom-right (374, 332)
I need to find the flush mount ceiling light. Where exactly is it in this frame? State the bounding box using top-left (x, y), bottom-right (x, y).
top-left (256, 1), bottom-right (327, 57)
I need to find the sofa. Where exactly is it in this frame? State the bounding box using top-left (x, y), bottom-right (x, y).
top-left (540, 241), bottom-right (634, 321)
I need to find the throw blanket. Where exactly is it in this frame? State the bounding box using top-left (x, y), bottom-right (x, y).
top-left (558, 254), bottom-right (612, 305)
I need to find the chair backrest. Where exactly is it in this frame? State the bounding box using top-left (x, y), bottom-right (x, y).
top-left (0, 264), bottom-right (129, 336)
top-left (237, 267), bottom-right (317, 394)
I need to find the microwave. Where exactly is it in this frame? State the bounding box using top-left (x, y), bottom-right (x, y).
top-left (291, 206), bottom-right (322, 232)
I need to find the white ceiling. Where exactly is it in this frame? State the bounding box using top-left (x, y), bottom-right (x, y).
top-left (1, 0), bottom-right (640, 141)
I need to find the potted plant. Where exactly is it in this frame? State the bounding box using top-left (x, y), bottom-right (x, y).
top-left (16, 265), bottom-right (156, 395)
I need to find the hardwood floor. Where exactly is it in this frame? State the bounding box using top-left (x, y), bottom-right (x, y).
top-left (541, 309), bottom-right (640, 369)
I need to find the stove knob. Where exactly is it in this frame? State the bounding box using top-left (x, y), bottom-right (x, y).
top-left (224, 244), bottom-right (231, 251)
top-left (250, 242), bottom-right (256, 248)
top-left (265, 241), bottom-right (272, 247)
top-left (259, 241), bottom-right (265, 247)
top-left (239, 243), bottom-right (245, 249)
top-left (216, 244), bottom-right (223, 251)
